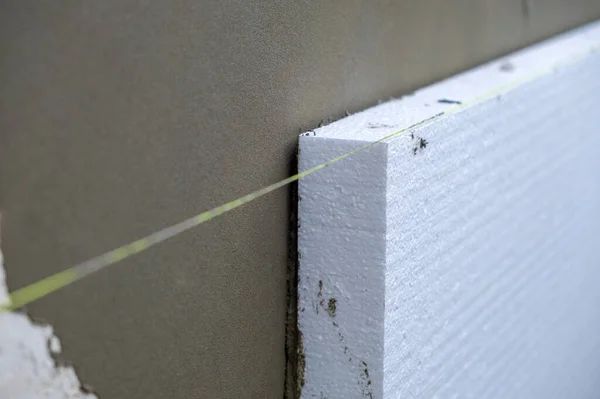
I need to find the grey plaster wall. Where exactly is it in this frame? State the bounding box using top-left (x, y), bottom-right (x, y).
top-left (1, 1), bottom-right (599, 398)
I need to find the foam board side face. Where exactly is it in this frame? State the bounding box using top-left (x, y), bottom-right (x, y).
top-left (297, 137), bottom-right (388, 399)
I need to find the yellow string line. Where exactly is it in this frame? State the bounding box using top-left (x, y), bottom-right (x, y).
top-left (1, 45), bottom-right (596, 312)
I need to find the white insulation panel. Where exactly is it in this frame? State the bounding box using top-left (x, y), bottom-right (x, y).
top-left (298, 20), bottom-right (600, 399)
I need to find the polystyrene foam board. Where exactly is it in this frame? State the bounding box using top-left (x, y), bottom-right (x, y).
top-left (297, 20), bottom-right (600, 399)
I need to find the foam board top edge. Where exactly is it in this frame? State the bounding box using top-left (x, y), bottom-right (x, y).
top-left (300, 19), bottom-right (600, 143)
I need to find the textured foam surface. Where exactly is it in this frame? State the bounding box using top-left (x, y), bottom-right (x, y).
top-left (298, 20), bottom-right (600, 399)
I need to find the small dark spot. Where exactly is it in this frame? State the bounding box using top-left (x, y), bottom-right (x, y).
top-left (327, 298), bottom-right (337, 317)
top-left (410, 133), bottom-right (414, 139)
top-left (358, 360), bottom-right (374, 398)
top-left (344, 109), bottom-right (351, 117)
top-left (344, 346), bottom-right (348, 354)
top-left (419, 138), bottom-right (428, 149)
top-left (361, 361), bottom-right (370, 378)
top-left (367, 122), bottom-right (394, 129)
top-left (413, 147), bottom-right (418, 155)
top-left (425, 103), bottom-right (430, 107)
top-left (438, 98), bottom-right (462, 104)
top-left (316, 280), bottom-right (325, 313)
top-left (333, 321), bottom-right (339, 328)
top-left (500, 61), bottom-right (515, 72)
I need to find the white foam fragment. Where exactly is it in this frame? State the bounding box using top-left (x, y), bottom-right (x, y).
top-left (0, 217), bottom-right (97, 399)
top-left (298, 20), bottom-right (600, 399)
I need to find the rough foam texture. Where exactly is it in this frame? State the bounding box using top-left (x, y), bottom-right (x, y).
top-left (0, 223), bottom-right (96, 399)
top-left (298, 20), bottom-right (600, 399)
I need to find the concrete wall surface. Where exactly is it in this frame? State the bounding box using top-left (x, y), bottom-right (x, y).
top-left (1, 1), bottom-right (600, 398)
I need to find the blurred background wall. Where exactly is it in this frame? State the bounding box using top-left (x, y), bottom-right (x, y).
top-left (1, 1), bottom-right (599, 398)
